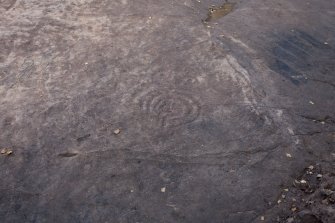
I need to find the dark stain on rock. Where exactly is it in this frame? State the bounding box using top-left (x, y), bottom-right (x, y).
top-left (204, 3), bottom-right (235, 22)
top-left (0, 37), bottom-right (14, 63)
top-left (2, 116), bottom-right (14, 127)
top-left (76, 134), bottom-right (91, 142)
top-left (58, 152), bottom-right (78, 158)
top-left (269, 30), bottom-right (333, 85)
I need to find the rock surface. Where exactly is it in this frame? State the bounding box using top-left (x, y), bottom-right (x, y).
top-left (0, 0), bottom-right (334, 222)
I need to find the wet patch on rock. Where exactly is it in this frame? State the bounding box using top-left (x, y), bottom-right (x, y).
top-left (268, 30), bottom-right (334, 85)
top-left (204, 2), bottom-right (235, 22)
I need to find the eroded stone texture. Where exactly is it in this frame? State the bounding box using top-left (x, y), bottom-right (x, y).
top-left (0, 0), bottom-right (334, 222)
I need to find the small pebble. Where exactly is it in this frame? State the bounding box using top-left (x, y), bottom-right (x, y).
top-left (161, 187), bottom-right (166, 193)
top-left (113, 129), bottom-right (121, 135)
top-left (261, 216), bottom-right (265, 221)
top-left (321, 189), bottom-right (333, 196)
top-left (1, 148), bottom-right (13, 156)
top-left (306, 200), bottom-right (314, 205)
top-left (317, 174), bottom-right (323, 179)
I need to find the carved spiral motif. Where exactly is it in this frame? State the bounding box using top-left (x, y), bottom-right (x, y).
top-left (137, 89), bottom-right (201, 128)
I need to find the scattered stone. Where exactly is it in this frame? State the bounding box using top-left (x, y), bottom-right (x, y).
top-left (286, 153), bottom-right (292, 158)
top-left (260, 216), bottom-right (265, 221)
top-left (1, 148), bottom-right (13, 156)
top-left (284, 188), bottom-right (289, 192)
top-left (309, 101), bottom-right (315, 105)
top-left (316, 174), bottom-right (322, 179)
top-left (293, 179), bottom-right (311, 192)
top-left (161, 187), bottom-right (166, 193)
top-left (320, 189), bottom-right (333, 197)
top-left (306, 170), bottom-right (313, 175)
top-left (113, 129), bottom-right (121, 135)
top-left (306, 200), bottom-right (314, 205)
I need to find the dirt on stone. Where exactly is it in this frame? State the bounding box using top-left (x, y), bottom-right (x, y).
top-left (263, 163), bottom-right (335, 223)
top-left (204, 3), bottom-right (235, 22)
